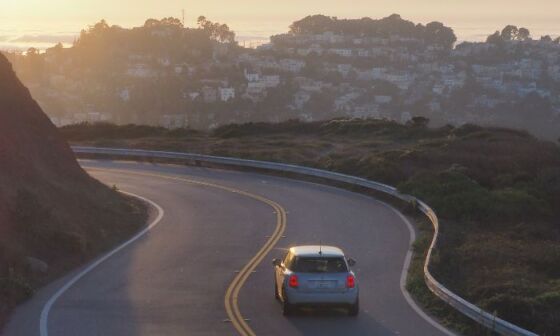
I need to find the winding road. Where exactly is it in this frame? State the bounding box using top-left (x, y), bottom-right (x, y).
top-left (3, 160), bottom-right (454, 336)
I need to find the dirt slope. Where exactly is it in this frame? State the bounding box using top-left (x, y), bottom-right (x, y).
top-left (0, 53), bottom-right (146, 326)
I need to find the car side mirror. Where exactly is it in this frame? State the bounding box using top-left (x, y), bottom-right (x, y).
top-left (272, 258), bottom-right (281, 267)
top-left (347, 258), bottom-right (356, 266)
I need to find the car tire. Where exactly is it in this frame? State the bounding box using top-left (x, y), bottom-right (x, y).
top-left (281, 288), bottom-right (294, 316)
top-left (348, 297), bottom-right (359, 316)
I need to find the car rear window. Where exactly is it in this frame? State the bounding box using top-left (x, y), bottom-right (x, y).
top-left (292, 257), bottom-right (348, 273)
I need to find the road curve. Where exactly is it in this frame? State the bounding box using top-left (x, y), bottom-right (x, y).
top-left (2, 160), bottom-right (453, 336)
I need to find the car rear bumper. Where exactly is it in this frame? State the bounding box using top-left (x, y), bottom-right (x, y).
top-left (285, 287), bottom-right (358, 305)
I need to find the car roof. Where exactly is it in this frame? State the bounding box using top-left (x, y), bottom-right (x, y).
top-left (289, 245), bottom-right (345, 257)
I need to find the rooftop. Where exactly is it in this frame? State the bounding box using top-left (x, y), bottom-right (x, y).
top-left (289, 245), bottom-right (345, 257)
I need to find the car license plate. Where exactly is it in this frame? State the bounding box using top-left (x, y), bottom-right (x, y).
top-left (316, 280), bottom-right (334, 289)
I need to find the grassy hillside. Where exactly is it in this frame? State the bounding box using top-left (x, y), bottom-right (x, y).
top-left (0, 54), bottom-right (148, 327)
top-left (63, 119), bottom-right (560, 335)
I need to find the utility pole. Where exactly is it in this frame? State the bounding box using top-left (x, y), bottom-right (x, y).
top-left (182, 9), bottom-right (185, 26)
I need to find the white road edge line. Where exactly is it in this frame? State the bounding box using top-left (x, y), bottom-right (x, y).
top-left (383, 203), bottom-right (458, 336)
top-left (39, 190), bottom-right (165, 336)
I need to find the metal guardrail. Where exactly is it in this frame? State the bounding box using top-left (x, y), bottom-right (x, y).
top-left (72, 146), bottom-right (538, 336)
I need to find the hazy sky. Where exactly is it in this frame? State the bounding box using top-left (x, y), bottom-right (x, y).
top-left (2, 0), bottom-right (560, 45)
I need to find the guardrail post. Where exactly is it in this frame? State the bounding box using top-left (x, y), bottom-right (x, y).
top-left (410, 198), bottom-right (417, 210)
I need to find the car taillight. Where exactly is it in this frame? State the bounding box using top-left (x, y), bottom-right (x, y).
top-left (346, 275), bottom-right (355, 288)
top-left (289, 274), bottom-right (299, 288)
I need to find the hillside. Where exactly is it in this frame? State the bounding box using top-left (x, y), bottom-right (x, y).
top-left (0, 54), bottom-right (147, 326)
top-left (4, 15), bottom-right (560, 140)
top-left (63, 120), bottom-right (560, 335)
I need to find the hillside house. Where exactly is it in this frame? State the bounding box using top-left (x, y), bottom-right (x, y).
top-left (219, 87), bottom-right (235, 101)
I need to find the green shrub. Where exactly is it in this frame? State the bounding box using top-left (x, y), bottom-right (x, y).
top-left (0, 274), bottom-right (34, 304)
top-left (398, 170), bottom-right (493, 220)
top-left (399, 170), bottom-right (551, 223)
top-left (536, 291), bottom-right (560, 309)
top-left (482, 294), bottom-right (538, 331)
top-left (490, 188), bottom-right (549, 221)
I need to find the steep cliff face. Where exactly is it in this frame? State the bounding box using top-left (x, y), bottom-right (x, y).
top-left (0, 53), bottom-right (146, 326)
top-left (0, 53), bottom-right (84, 228)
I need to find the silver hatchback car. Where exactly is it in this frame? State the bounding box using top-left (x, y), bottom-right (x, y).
top-left (273, 245), bottom-right (359, 316)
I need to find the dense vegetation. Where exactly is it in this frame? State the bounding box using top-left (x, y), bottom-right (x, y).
top-left (288, 14), bottom-right (457, 49)
top-left (486, 24), bottom-right (560, 44)
top-left (62, 119), bottom-right (560, 335)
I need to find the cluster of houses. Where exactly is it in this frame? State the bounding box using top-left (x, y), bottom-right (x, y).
top-left (11, 28), bottom-right (560, 130)
top-left (277, 32), bottom-right (448, 59)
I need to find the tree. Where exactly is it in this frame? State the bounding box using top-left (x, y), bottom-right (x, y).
top-left (501, 25), bottom-right (518, 41)
top-left (424, 21), bottom-right (457, 49)
top-left (144, 18), bottom-right (160, 27)
top-left (46, 43), bottom-right (64, 57)
top-left (160, 17), bottom-right (183, 27)
top-left (289, 15), bottom-right (335, 35)
top-left (197, 16), bottom-right (235, 43)
top-left (144, 17), bottom-right (183, 28)
top-left (499, 25), bottom-right (531, 41)
top-left (517, 27), bottom-right (531, 41)
top-left (23, 47), bottom-right (44, 80)
top-left (540, 35), bottom-right (553, 42)
top-left (409, 116), bottom-right (429, 127)
top-left (216, 24), bottom-right (235, 43)
top-left (26, 47), bottom-right (39, 56)
top-left (88, 19), bottom-right (110, 35)
top-left (486, 31), bottom-right (503, 44)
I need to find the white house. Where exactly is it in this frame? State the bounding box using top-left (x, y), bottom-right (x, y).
top-left (356, 69), bottom-right (376, 81)
top-left (244, 69), bottom-right (260, 82)
top-left (353, 38), bottom-right (365, 45)
top-left (293, 91), bottom-right (311, 109)
top-left (219, 87), bottom-right (235, 102)
top-left (157, 57), bottom-right (171, 67)
top-left (433, 83), bottom-right (445, 95)
top-left (243, 82), bottom-right (267, 102)
top-left (246, 81), bottom-right (267, 94)
top-left (337, 64), bottom-right (352, 76)
top-left (118, 88), bottom-right (130, 102)
top-left (334, 92), bottom-right (361, 111)
top-left (186, 92), bottom-right (200, 101)
top-left (261, 75), bottom-right (281, 88)
top-left (371, 67), bottom-right (386, 79)
top-left (296, 48), bottom-right (312, 56)
top-left (374, 95), bottom-right (393, 104)
top-left (357, 49), bottom-right (370, 57)
top-left (126, 64), bottom-right (156, 78)
top-left (352, 104), bottom-right (380, 119)
top-left (174, 65), bottom-right (183, 74)
top-left (329, 48), bottom-right (353, 57)
top-left (278, 59), bottom-right (306, 73)
top-left (295, 77), bottom-right (323, 92)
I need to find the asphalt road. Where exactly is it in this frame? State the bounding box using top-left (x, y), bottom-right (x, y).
top-left (3, 160), bottom-right (454, 336)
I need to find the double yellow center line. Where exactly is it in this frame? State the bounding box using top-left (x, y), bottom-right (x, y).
top-left (87, 167), bottom-right (287, 336)
top-left (224, 192), bottom-right (287, 336)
